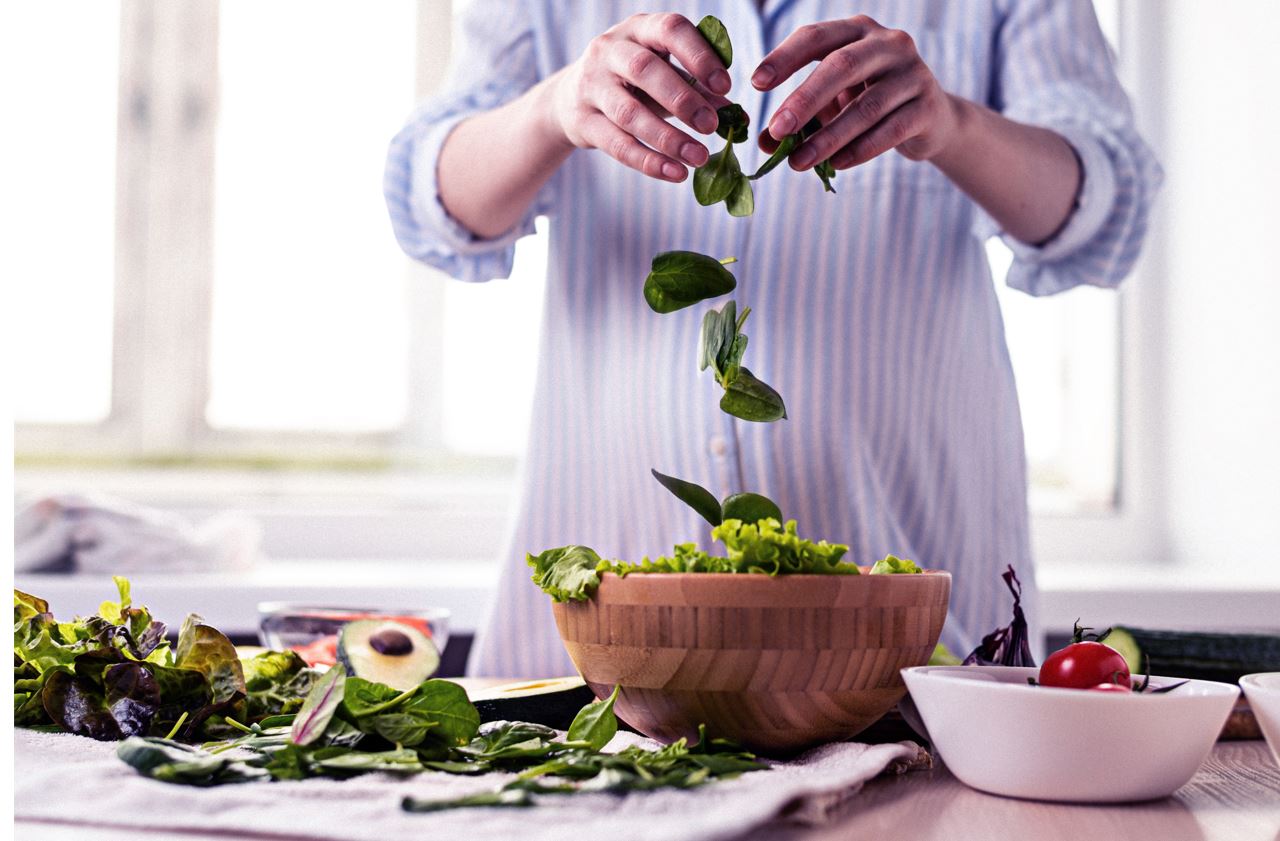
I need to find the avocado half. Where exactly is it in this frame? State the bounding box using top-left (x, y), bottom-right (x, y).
top-left (336, 620), bottom-right (440, 691)
top-left (470, 677), bottom-right (597, 730)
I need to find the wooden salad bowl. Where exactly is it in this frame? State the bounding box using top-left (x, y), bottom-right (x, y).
top-left (551, 570), bottom-right (951, 755)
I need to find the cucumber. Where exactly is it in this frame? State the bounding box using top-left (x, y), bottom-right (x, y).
top-left (1105, 626), bottom-right (1280, 684)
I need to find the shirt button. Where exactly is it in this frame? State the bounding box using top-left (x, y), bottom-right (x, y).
top-left (708, 436), bottom-right (729, 457)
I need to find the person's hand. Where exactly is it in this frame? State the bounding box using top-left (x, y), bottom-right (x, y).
top-left (545, 13), bottom-right (732, 183)
top-left (751, 16), bottom-right (960, 171)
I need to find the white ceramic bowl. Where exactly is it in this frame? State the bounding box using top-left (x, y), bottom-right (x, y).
top-left (1240, 672), bottom-right (1280, 768)
top-left (901, 665), bottom-right (1240, 802)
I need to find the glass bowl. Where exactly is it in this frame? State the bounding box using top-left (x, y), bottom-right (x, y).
top-left (257, 602), bottom-right (450, 670)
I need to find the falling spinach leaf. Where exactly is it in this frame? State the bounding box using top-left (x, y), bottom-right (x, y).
top-left (720, 493), bottom-right (783, 526)
top-left (651, 468), bottom-right (722, 527)
top-left (720, 367), bottom-right (788, 422)
top-left (290, 664), bottom-right (347, 746)
top-left (566, 685), bottom-right (619, 751)
top-left (695, 15), bottom-right (732, 68)
top-left (643, 250), bottom-right (738, 314)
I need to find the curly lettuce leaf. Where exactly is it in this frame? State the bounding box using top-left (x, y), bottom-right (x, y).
top-left (527, 546), bottom-right (607, 602)
top-left (869, 555), bottom-right (923, 575)
top-left (713, 518), bottom-right (855, 575)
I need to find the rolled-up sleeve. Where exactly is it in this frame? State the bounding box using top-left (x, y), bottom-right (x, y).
top-left (383, 2), bottom-right (553, 282)
top-left (977, 0), bottom-right (1163, 297)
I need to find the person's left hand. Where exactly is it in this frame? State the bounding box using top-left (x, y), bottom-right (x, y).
top-left (751, 15), bottom-right (961, 171)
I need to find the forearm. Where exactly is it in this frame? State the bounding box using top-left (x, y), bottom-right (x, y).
top-left (931, 94), bottom-right (1081, 247)
top-left (437, 71), bottom-right (573, 240)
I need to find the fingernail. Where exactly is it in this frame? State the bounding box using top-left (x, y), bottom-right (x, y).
top-left (680, 143), bottom-right (707, 166)
top-left (693, 107), bottom-right (717, 134)
top-left (770, 110), bottom-right (797, 137)
top-left (752, 64), bottom-right (776, 87)
top-left (709, 70), bottom-right (731, 95)
top-left (662, 161), bottom-right (685, 181)
top-left (791, 146), bottom-right (816, 169)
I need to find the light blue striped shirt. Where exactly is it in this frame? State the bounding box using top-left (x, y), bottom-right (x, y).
top-left (385, 0), bottom-right (1161, 677)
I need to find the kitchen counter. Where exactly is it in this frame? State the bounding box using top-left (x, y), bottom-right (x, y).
top-left (15, 739), bottom-right (1279, 840)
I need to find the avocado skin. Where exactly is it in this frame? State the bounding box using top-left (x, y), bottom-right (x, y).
top-left (472, 681), bottom-right (597, 730)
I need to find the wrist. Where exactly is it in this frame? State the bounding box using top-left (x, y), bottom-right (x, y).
top-left (927, 93), bottom-right (977, 171)
top-left (527, 70), bottom-right (575, 154)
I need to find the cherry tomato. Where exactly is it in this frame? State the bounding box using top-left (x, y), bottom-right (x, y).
top-left (1088, 682), bottom-right (1133, 693)
top-left (1038, 641), bottom-right (1131, 689)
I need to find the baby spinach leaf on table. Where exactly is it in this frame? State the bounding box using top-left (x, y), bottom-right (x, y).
top-left (650, 468), bottom-right (723, 526)
top-left (118, 736), bottom-right (269, 786)
top-left (566, 684), bottom-right (619, 751)
top-left (720, 367), bottom-right (788, 422)
top-left (527, 545), bottom-right (606, 602)
top-left (399, 679), bottom-right (480, 746)
top-left (696, 14), bottom-right (733, 68)
top-left (643, 250), bottom-right (738, 313)
top-left (720, 492), bottom-right (783, 526)
top-left (312, 745), bottom-right (425, 775)
top-left (343, 676), bottom-right (412, 718)
top-left (290, 663), bottom-right (346, 746)
top-left (241, 649), bottom-right (317, 720)
top-left (403, 788), bottom-right (536, 813)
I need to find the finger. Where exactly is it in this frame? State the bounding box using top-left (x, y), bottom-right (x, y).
top-left (579, 112), bottom-right (687, 182)
top-left (664, 65), bottom-right (733, 111)
top-left (751, 16), bottom-right (877, 90)
top-left (766, 38), bottom-right (901, 140)
top-left (758, 129), bottom-right (783, 154)
top-left (788, 73), bottom-right (922, 170)
top-left (608, 40), bottom-right (718, 134)
top-left (828, 99), bottom-right (929, 169)
top-left (633, 12), bottom-right (733, 95)
top-left (596, 87), bottom-right (710, 167)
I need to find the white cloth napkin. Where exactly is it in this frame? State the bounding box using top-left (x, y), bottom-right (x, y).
top-left (14, 728), bottom-right (927, 841)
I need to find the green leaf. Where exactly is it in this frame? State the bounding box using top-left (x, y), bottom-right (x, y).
top-left (118, 737), bottom-right (268, 786)
top-left (527, 545), bottom-right (605, 602)
top-left (870, 555), bottom-right (923, 574)
top-left (725, 176), bottom-right (754, 217)
top-left (720, 492), bottom-right (783, 526)
top-left (314, 746), bottom-right (424, 775)
top-left (748, 133), bottom-right (799, 180)
top-left (402, 788), bottom-right (535, 813)
top-left (398, 680), bottom-right (480, 746)
top-left (290, 663), bottom-right (346, 746)
top-left (815, 159), bottom-right (837, 193)
top-left (13, 589), bottom-right (50, 622)
top-left (643, 250), bottom-right (738, 314)
top-left (698, 306), bottom-right (727, 373)
top-left (695, 15), bottom-right (732, 68)
top-left (175, 615), bottom-right (245, 704)
top-left (651, 468), bottom-right (723, 526)
top-left (342, 676), bottom-right (410, 717)
top-left (715, 104), bottom-right (749, 142)
top-left (719, 367), bottom-right (788, 422)
top-left (567, 685), bottom-right (619, 751)
top-left (693, 142), bottom-right (742, 206)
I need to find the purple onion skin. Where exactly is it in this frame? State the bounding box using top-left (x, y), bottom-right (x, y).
top-left (962, 566), bottom-right (1037, 668)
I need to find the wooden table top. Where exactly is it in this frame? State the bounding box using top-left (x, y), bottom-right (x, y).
top-left (754, 740), bottom-right (1280, 841)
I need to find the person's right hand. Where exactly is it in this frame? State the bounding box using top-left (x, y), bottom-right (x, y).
top-left (546, 13), bottom-right (733, 183)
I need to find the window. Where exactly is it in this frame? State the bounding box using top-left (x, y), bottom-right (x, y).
top-left (11, 1), bottom-right (1145, 566)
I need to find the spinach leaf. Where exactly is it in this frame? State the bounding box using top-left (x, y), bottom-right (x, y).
top-left (800, 117), bottom-right (837, 193)
top-left (695, 15), bottom-right (732, 68)
top-left (715, 104), bottom-right (749, 143)
top-left (290, 663), bottom-right (346, 746)
top-left (720, 492), bottom-right (783, 526)
top-left (343, 676), bottom-right (411, 717)
top-left (720, 367), bottom-right (788, 422)
top-left (725, 176), bottom-right (754, 217)
top-left (748, 133), bottom-right (799, 180)
top-left (693, 140), bottom-right (743, 206)
top-left (313, 745), bottom-right (424, 775)
top-left (118, 736), bottom-right (268, 786)
top-left (398, 680), bottom-right (480, 746)
top-left (526, 545), bottom-right (606, 602)
top-left (241, 650), bottom-right (316, 720)
top-left (643, 250), bottom-right (738, 314)
top-left (402, 788), bottom-right (536, 813)
top-left (650, 468), bottom-right (722, 526)
top-left (566, 685), bottom-right (619, 751)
